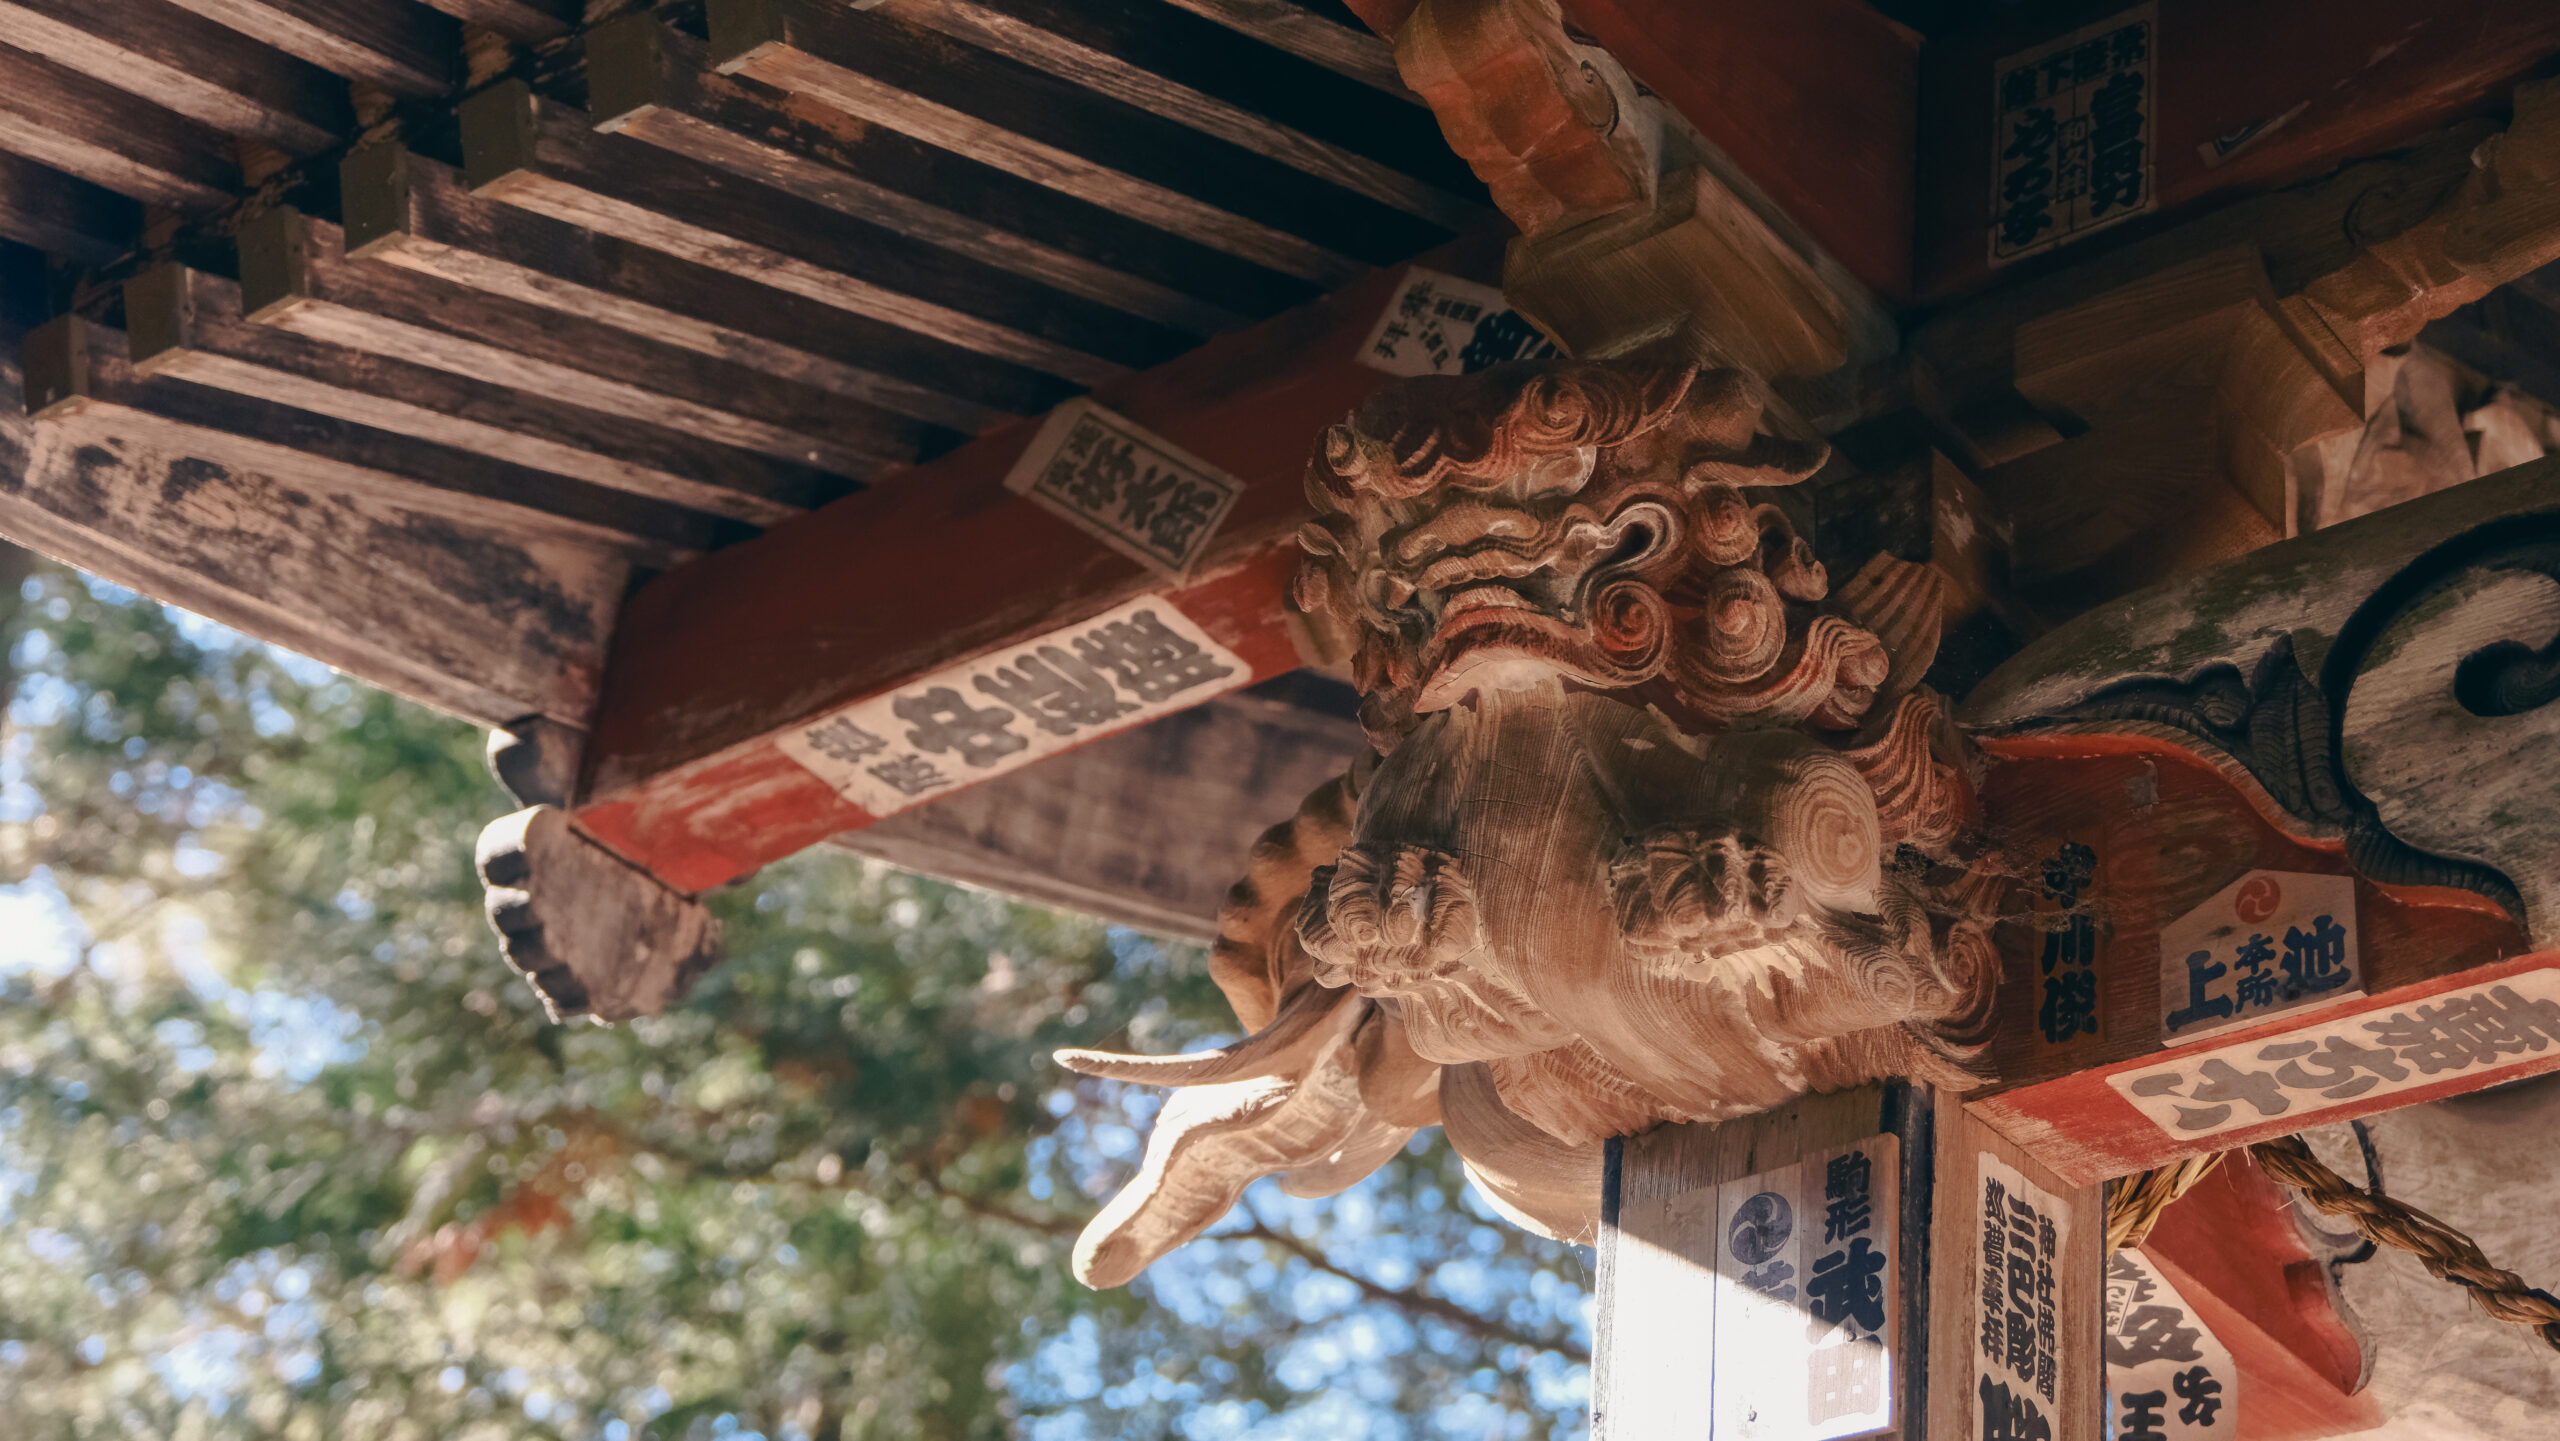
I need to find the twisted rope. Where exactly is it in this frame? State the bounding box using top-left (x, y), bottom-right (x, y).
top-left (2105, 1152), bottom-right (2226, 1251)
top-left (2249, 1135), bottom-right (2560, 1353)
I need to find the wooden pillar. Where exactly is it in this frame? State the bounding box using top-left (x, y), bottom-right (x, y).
top-left (1594, 1088), bottom-right (2108, 1441)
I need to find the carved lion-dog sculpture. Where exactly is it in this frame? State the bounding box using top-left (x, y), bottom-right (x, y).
top-left (1059, 361), bottom-right (2000, 1286)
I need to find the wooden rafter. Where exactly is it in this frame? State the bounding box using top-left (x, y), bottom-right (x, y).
top-left (585, 13), bottom-right (1305, 336)
top-left (0, 151), bottom-right (139, 264)
top-left (237, 207), bottom-right (920, 477)
top-left (24, 314), bottom-right (721, 565)
top-left (154, 0), bottom-right (458, 98)
top-left (343, 144), bottom-right (1012, 435)
top-left (873, 0), bottom-right (1487, 226)
top-left (124, 265), bottom-right (845, 527)
top-left (460, 79), bottom-right (1187, 386)
top-left (704, 0), bottom-right (1444, 285)
top-left (0, 0), bottom-right (352, 155)
top-left (1149, 0), bottom-right (1412, 98)
top-left (0, 40), bottom-right (242, 209)
top-left (413, 0), bottom-right (577, 44)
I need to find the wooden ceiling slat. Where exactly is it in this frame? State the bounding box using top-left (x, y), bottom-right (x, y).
top-left (125, 266), bottom-right (847, 526)
top-left (589, 16), bottom-right (1312, 335)
top-left (0, 41), bottom-right (242, 209)
top-left (1151, 0), bottom-right (1410, 97)
top-left (0, 0), bottom-right (352, 154)
top-left (26, 315), bottom-right (723, 566)
top-left (877, 0), bottom-right (1486, 227)
top-left (239, 208), bottom-right (918, 476)
top-left (413, 0), bottom-right (576, 44)
top-left (706, 0), bottom-right (1446, 285)
top-left (462, 81), bottom-right (1178, 385)
top-left (156, 0), bottom-right (458, 98)
top-left (345, 145), bottom-right (1022, 435)
top-left (0, 151), bottom-right (140, 264)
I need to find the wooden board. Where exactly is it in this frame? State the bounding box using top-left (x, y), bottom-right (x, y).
top-left (567, 232), bottom-right (1507, 891)
top-left (585, 13), bottom-right (1308, 336)
top-left (0, 347), bottom-right (624, 728)
top-left (125, 264), bottom-right (849, 526)
top-left (238, 206), bottom-right (915, 477)
top-left (1596, 1087), bottom-right (1922, 1441)
top-left (1928, 1089), bottom-right (2104, 1441)
top-left (461, 79), bottom-right (1172, 386)
top-left (1153, 0), bottom-right (1412, 97)
top-left (0, 0), bottom-right (351, 153)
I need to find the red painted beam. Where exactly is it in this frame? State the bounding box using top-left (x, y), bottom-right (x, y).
top-left (573, 233), bottom-right (1509, 892)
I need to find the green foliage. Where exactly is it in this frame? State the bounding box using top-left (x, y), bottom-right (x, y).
top-left (0, 556), bottom-right (1590, 1441)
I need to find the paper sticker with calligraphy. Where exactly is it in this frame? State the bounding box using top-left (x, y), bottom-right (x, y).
top-left (1358, 268), bottom-right (1559, 378)
top-left (1989, 2), bottom-right (2156, 265)
top-left (2030, 838), bottom-right (2106, 1053)
top-left (1004, 399), bottom-right (1245, 576)
top-left (2110, 968), bottom-right (2560, 1141)
top-left (1708, 1137), bottom-right (1901, 1441)
top-left (2159, 870), bottom-right (2362, 1046)
top-left (2105, 1249), bottom-right (2236, 1440)
top-left (776, 596), bottom-right (1247, 819)
top-left (1974, 1155), bottom-right (2067, 1438)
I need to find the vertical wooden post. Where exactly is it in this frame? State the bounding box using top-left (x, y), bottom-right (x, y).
top-left (1594, 1086), bottom-right (1931, 1439)
top-left (1594, 1088), bottom-right (2107, 1439)
top-left (1928, 1090), bottom-right (2106, 1441)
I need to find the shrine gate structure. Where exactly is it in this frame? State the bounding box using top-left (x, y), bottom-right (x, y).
top-left (7, 0), bottom-right (2560, 1436)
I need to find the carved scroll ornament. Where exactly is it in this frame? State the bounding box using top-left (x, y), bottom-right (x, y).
top-left (1061, 361), bottom-right (2000, 1286)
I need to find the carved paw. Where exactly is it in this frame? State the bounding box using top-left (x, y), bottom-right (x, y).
top-left (1296, 843), bottom-right (1483, 994)
top-left (1609, 825), bottom-right (1798, 960)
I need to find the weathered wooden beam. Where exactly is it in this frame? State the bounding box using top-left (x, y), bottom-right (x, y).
top-left (704, 0), bottom-right (1445, 286)
top-left (460, 78), bottom-right (1180, 386)
top-left (0, 346), bottom-right (624, 728)
top-left (1150, 0), bottom-right (1410, 98)
top-left (0, 39), bottom-right (242, 209)
top-left (0, 151), bottom-right (139, 264)
top-left (872, 0), bottom-right (1487, 227)
top-left (836, 678), bottom-right (1368, 939)
top-left (585, 13), bottom-right (1309, 337)
top-left (414, 0), bottom-right (575, 44)
top-left (123, 264), bottom-right (843, 526)
top-left (0, 0), bottom-right (352, 154)
top-left (24, 314), bottom-right (724, 566)
top-left (341, 143), bottom-right (1015, 434)
top-left (569, 235), bottom-right (1506, 891)
top-left (237, 206), bottom-right (917, 477)
top-left (155, 0), bottom-right (458, 98)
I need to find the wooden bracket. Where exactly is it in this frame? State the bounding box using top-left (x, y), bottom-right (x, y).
top-left (476, 805), bottom-right (723, 1024)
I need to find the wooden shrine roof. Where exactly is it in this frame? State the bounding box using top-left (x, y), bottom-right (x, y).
top-left (0, 0), bottom-right (1489, 568)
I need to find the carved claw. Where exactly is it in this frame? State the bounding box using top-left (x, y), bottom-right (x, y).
top-left (1297, 843), bottom-right (1484, 993)
top-left (1610, 825), bottom-right (1797, 960)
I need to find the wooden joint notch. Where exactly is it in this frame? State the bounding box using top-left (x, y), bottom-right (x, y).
top-left (704, 0), bottom-right (793, 76)
top-left (457, 77), bottom-right (541, 198)
top-left (235, 203), bottom-right (316, 325)
top-left (19, 311), bottom-right (101, 420)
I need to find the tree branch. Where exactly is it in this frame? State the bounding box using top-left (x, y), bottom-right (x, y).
top-left (1232, 1212), bottom-right (1589, 1362)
